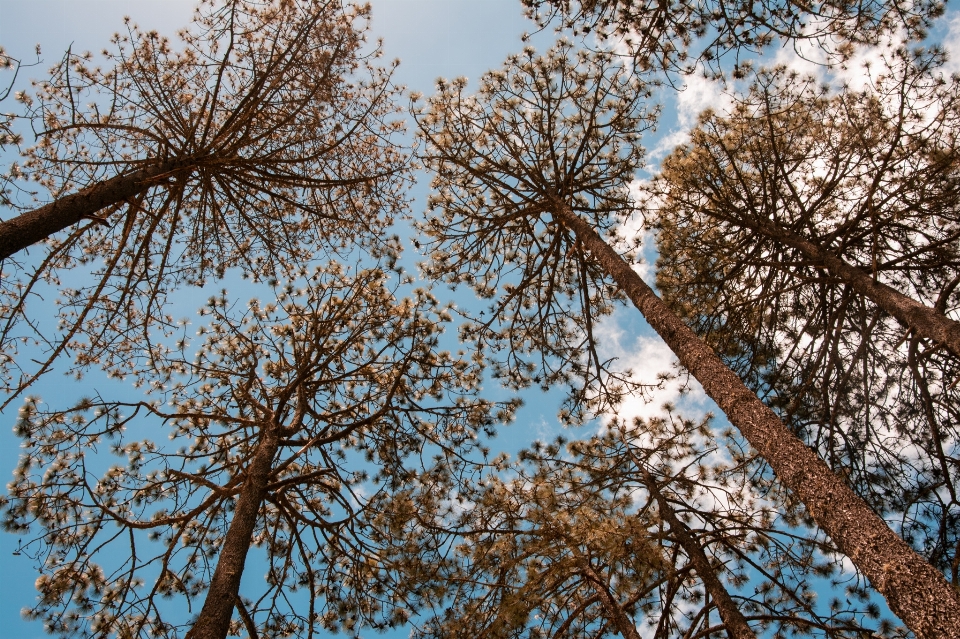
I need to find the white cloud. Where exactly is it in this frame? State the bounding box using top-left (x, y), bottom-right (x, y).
top-left (611, 184), bottom-right (657, 283)
top-left (676, 74), bottom-right (733, 122)
top-left (649, 74), bottom-right (732, 160)
top-left (942, 10), bottom-right (960, 77)
top-left (768, 18), bottom-right (960, 96)
top-left (595, 314), bottom-right (711, 427)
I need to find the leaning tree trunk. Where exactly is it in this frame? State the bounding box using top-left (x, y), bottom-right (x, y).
top-left (0, 159), bottom-right (188, 260)
top-left (183, 425), bottom-right (280, 639)
top-left (575, 558), bottom-right (644, 639)
top-left (552, 199), bottom-right (960, 639)
top-left (638, 470), bottom-right (758, 639)
top-left (747, 216), bottom-right (960, 359)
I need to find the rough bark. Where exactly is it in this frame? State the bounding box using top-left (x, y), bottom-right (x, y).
top-left (183, 425), bottom-right (279, 639)
top-left (749, 217), bottom-right (960, 359)
top-left (0, 160), bottom-right (187, 260)
top-left (552, 200), bottom-right (960, 639)
top-left (639, 470), bottom-right (758, 639)
top-left (577, 559), bottom-right (644, 639)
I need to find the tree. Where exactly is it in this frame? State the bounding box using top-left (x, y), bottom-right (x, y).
top-left (580, 416), bottom-right (904, 638)
top-left (413, 460), bottom-right (661, 639)
top-left (520, 0), bottom-right (944, 78)
top-left (651, 52), bottom-right (960, 574)
top-left (655, 50), bottom-right (960, 355)
top-left (414, 41), bottom-right (960, 637)
top-left (416, 42), bottom-right (661, 426)
top-left (0, 261), bottom-right (513, 639)
top-left (401, 413), bottom-right (892, 639)
top-left (0, 0), bottom-right (408, 402)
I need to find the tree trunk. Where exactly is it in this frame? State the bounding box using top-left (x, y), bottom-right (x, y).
top-left (183, 425), bottom-right (279, 639)
top-left (577, 559), bottom-right (644, 639)
top-left (552, 200), bottom-right (960, 639)
top-left (749, 217), bottom-right (960, 359)
top-left (0, 160), bottom-right (186, 260)
top-left (639, 470), bottom-right (757, 639)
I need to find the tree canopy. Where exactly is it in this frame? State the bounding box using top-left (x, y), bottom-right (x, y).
top-left (522, 0), bottom-right (945, 77)
top-left (4, 0), bottom-right (960, 637)
top-left (652, 48), bottom-right (960, 576)
top-left (415, 37), bottom-right (960, 637)
top-left (1, 261), bottom-right (513, 639)
top-left (416, 41), bottom-right (659, 424)
top-left (0, 0), bottom-right (408, 403)
top-left (404, 413), bottom-right (899, 639)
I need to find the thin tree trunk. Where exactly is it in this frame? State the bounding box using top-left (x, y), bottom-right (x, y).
top-left (749, 217), bottom-right (960, 359)
top-left (639, 470), bottom-right (758, 639)
top-left (577, 559), bottom-right (644, 639)
top-left (0, 160), bottom-right (186, 260)
top-left (553, 200), bottom-right (960, 639)
top-left (184, 425), bottom-right (279, 639)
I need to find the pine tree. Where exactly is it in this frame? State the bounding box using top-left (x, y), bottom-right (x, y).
top-left (413, 455), bottom-right (661, 639)
top-left (0, 0), bottom-right (408, 402)
top-left (401, 413), bottom-right (891, 638)
top-left (414, 41), bottom-right (960, 638)
top-left (0, 262), bottom-right (512, 639)
top-left (651, 51), bottom-right (960, 574)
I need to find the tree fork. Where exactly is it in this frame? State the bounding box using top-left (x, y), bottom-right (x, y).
top-left (553, 200), bottom-right (960, 639)
top-left (575, 558), bottom-right (643, 639)
top-left (638, 469), bottom-right (758, 639)
top-left (183, 425), bottom-right (279, 639)
top-left (0, 159), bottom-right (188, 260)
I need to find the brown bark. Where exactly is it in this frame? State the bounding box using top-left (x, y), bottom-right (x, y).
top-left (0, 159), bottom-right (187, 260)
top-left (749, 217), bottom-right (960, 359)
top-left (552, 200), bottom-right (960, 639)
top-left (577, 559), bottom-right (644, 639)
top-left (183, 425), bottom-right (279, 639)
top-left (639, 471), bottom-right (757, 639)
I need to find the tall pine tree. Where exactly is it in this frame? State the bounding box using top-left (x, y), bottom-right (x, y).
top-left (1, 262), bottom-right (513, 639)
top-left (0, 0), bottom-right (408, 402)
top-left (414, 42), bottom-right (960, 637)
top-left (651, 51), bottom-right (960, 576)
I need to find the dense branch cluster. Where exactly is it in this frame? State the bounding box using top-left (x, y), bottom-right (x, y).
top-left (2, 263), bottom-right (512, 638)
top-left (0, 0), bottom-right (408, 402)
top-left (403, 414), bottom-right (894, 639)
top-left (0, 43), bottom-right (38, 207)
top-left (652, 50), bottom-right (960, 575)
top-left (416, 42), bottom-right (659, 422)
top-left (522, 0), bottom-right (944, 77)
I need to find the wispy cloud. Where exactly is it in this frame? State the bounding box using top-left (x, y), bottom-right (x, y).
top-left (594, 312), bottom-right (711, 427)
top-left (943, 10), bottom-right (960, 77)
top-left (649, 74), bottom-right (732, 161)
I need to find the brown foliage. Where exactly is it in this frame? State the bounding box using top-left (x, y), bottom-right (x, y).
top-left (1, 262), bottom-right (513, 639)
top-left (0, 0), bottom-right (409, 403)
top-left (652, 51), bottom-right (960, 575)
